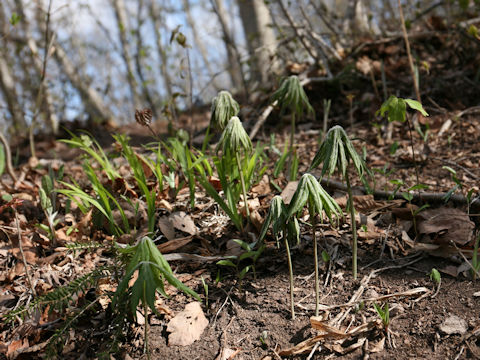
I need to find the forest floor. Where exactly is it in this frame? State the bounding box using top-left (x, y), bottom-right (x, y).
top-left (1, 28), bottom-right (480, 360)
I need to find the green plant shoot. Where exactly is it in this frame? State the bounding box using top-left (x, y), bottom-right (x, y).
top-left (288, 174), bottom-right (341, 316)
top-left (310, 125), bottom-right (370, 279)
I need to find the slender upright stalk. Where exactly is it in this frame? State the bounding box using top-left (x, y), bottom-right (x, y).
top-left (143, 285), bottom-right (151, 360)
top-left (284, 237), bottom-right (295, 319)
top-left (236, 153), bottom-right (250, 220)
top-left (290, 112), bottom-right (296, 155)
top-left (345, 172), bottom-right (358, 279)
top-left (311, 210), bottom-right (320, 316)
top-left (288, 112), bottom-right (296, 180)
top-left (397, 0), bottom-right (421, 104)
top-left (473, 231), bottom-right (479, 281)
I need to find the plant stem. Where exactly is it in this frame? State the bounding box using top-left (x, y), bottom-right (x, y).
top-left (287, 113), bottom-right (296, 180)
top-left (236, 152), bottom-right (250, 221)
top-left (473, 231), bottom-right (479, 281)
top-left (202, 123), bottom-right (211, 153)
top-left (290, 112), bottom-right (295, 155)
top-left (143, 285), bottom-right (150, 360)
top-left (312, 211), bottom-right (320, 316)
top-left (398, 0), bottom-right (421, 104)
top-left (284, 237), bottom-right (295, 320)
top-left (345, 172), bottom-right (358, 279)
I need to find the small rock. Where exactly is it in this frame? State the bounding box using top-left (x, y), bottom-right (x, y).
top-left (365, 289), bottom-right (379, 299)
top-left (439, 315), bottom-right (468, 335)
top-left (389, 303), bottom-right (405, 317)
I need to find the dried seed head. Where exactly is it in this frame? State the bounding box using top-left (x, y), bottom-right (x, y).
top-left (135, 108), bottom-right (153, 126)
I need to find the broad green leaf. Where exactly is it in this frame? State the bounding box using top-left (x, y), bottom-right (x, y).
top-left (405, 99), bottom-right (428, 116)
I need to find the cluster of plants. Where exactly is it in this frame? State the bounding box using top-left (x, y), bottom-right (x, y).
top-left (9, 74), bottom-right (477, 359)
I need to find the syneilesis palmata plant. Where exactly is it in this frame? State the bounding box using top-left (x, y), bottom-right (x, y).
top-left (216, 116), bottom-right (252, 228)
top-left (288, 174), bottom-right (342, 316)
top-left (310, 125), bottom-right (371, 279)
top-left (270, 75), bottom-right (314, 180)
top-left (259, 195), bottom-right (300, 319)
top-left (203, 90), bottom-right (240, 151)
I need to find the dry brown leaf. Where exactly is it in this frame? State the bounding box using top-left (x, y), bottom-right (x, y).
top-left (158, 199), bottom-right (173, 212)
top-left (158, 216), bottom-right (176, 241)
top-left (281, 181), bottom-right (298, 205)
top-left (251, 174), bottom-right (271, 196)
top-left (157, 236), bottom-right (194, 254)
top-left (369, 336), bottom-right (385, 353)
top-left (240, 197), bottom-right (260, 217)
top-left (170, 211), bottom-right (198, 236)
top-left (11, 246), bottom-right (37, 265)
top-left (6, 338), bottom-right (29, 358)
top-left (329, 337), bottom-right (366, 355)
top-left (167, 302), bottom-right (208, 346)
top-left (250, 209), bottom-right (263, 232)
top-left (335, 194), bottom-right (380, 212)
top-left (416, 208), bottom-right (474, 246)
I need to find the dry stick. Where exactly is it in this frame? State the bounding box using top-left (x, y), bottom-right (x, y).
top-left (330, 257), bottom-right (426, 327)
top-left (433, 157), bottom-right (479, 180)
top-left (0, 131), bottom-right (17, 183)
top-left (249, 78), bottom-right (311, 140)
top-left (15, 211), bottom-right (36, 296)
top-left (249, 101), bottom-right (276, 140)
top-left (319, 177), bottom-right (480, 211)
top-left (450, 240), bottom-right (480, 279)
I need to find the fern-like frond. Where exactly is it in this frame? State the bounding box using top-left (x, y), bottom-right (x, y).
top-left (65, 241), bottom-right (104, 256)
top-left (3, 266), bottom-right (112, 324)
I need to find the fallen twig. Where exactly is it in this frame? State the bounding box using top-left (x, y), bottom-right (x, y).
top-left (319, 177), bottom-right (480, 211)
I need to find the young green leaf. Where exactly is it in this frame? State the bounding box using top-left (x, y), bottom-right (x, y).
top-left (270, 75), bottom-right (314, 118)
top-left (216, 116), bottom-right (252, 155)
top-left (210, 91), bottom-right (240, 131)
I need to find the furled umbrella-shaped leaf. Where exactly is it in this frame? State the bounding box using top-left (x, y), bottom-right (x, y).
top-left (270, 75), bottom-right (314, 180)
top-left (310, 125), bottom-right (370, 279)
top-left (216, 116), bottom-right (252, 223)
top-left (287, 174), bottom-right (341, 316)
top-left (210, 90), bottom-right (240, 131)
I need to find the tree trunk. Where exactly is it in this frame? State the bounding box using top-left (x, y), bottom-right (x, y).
top-left (134, 0), bottom-right (158, 116)
top-left (210, 0), bottom-right (246, 99)
top-left (237, 0), bottom-right (278, 85)
top-left (182, 0), bottom-right (221, 92)
top-left (149, 0), bottom-right (174, 101)
top-left (14, 0), bottom-right (59, 134)
top-left (0, 57), bottom-right (26, 131)
top-left (112, 0), bottom-right (141, 110)
top-left (53, 42), bottom-right (115, 124)
top-left (0, 1), bottom-right (26, 131)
